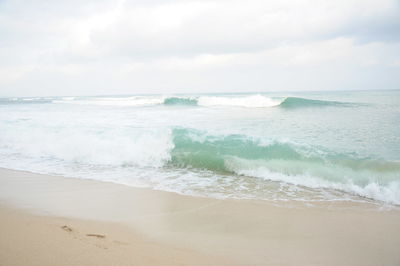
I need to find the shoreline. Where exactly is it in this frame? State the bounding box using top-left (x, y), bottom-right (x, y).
top-left (1, 167), bottom-right (400, 265)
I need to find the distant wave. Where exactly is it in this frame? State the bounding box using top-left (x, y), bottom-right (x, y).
top-left (1, 95), bottom-right (357, 109)
top-left (0, 97), bottom-right (53, 105)
top-left (163, 97), bottom-right (198, 106)
top-left (162, 95), bottom-right (354, 109)
top-left (53, 96), bottom-right (164, 106)
top-left (279, 97), bottom-right (353, 109)
top-left (163, 95), bottom-right (282, 107)
top-left (162, 95), bottom-right (356, 109)
top-left (53, 95), bottom-right (282, 108)
top-left (197, 95), bottom-right (282, 107)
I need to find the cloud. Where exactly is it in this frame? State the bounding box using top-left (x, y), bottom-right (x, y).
top-left (81, 0), bottom-right (400, 56)
top-left (0, 0), bottom-right (399, 96)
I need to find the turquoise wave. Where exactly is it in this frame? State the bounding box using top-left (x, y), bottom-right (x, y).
top-left (162, 96), bottom-right (354, 109)
top-left (0, 98), bottom-right (53, 105)
top-left (169, 128), bottom-right (400, 190)
top-left (1, 96), bottom-right (356, 109)
top-left (170, 128), bottom-right (312, 172)
top-left (164, 97), bottom-right (198, 106)
top-left (279, 97), bottom-right (353, 109)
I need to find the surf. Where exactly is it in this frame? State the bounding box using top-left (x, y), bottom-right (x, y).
top-left (169, 128), bottom-right (400, 204)
top-left (5, 94), bottom-right (357, 110)
top-left (279, 97), bottom-right (354, 109)
top-left (163, 97), bottom-right (198, 106)
top-left (1, 91), bottom-right (398, 205)
top-left (163, 95), bottom-right (282, 107)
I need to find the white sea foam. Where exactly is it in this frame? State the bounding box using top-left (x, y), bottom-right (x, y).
top-left (225, 157), bottom-right (400, 205)
top-left (22, 98), bottom-right (39, 101)
top-left (197, 95), bottom-right (282, 108)
top-left (54, 96), bottom-right (165, 106)
top-left (53, 95), bottom-right (283, 108)
top-left (0, 122), bottom-right (174, 168)
top-left (2, 121), bottom-right (398, 204)
top-left (61, 97), bottom-right (75, 101)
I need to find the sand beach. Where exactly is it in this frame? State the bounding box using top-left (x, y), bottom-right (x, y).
top-left (1, 168), bottom-right (400, 265)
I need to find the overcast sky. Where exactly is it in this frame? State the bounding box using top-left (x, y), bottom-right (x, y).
top-left (0, 0), bottom-right (399, 96)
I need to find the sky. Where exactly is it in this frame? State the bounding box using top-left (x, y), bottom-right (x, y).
top-left (0, 0), bottom-right (399, 96)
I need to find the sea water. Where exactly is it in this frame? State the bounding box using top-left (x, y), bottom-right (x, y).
top-left (0, 91), bottom-right (399, 205)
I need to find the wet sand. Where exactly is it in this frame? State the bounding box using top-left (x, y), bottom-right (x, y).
top-left (1, 168), bottom-right (400, 265)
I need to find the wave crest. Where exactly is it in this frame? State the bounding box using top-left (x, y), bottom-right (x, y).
top-left (170, 128), bottom-right (400, 204)
top-left (1, 123), bottom-right (399, 204)
top-left (197, 95), bottom-right (281, 108)
top-left (279, 97), bottom-right (353, 109)
top-left (163, 95), bottom-right (282, 108)
top-left (164, 97), bottom-right (198, 106)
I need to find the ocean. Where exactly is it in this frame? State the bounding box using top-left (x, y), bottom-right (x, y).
top-left (0, 90), bottom-right (399, 205)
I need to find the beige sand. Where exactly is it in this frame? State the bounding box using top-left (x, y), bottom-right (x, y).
top-left (0, 205), bottom-right (231, 266)
top-left (1, 168), bottom-right (400, 265)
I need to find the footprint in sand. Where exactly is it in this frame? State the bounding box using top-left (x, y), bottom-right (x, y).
top-left (60, 225), bottom-right (108, 249)
top-left (61, 225), bottom-right (73, 232)
top-left (61, 226), bottom-right (105, 239)
top-left (86, 234), bottom-right (106, 239)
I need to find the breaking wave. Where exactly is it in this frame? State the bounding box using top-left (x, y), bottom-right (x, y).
top-left (169, 128), bottom-right (400, 204)
top-left (163, 95), bottom-right (354, 109)
top-left (279, 97), bottom-right (353, 109)
top-left (53, 96), bottom-right (164, 106)
top-left (164, 97), bottom-right (198, 106)
top-left (0, 97), bottom-right (53, 105)
top-left (163, 95), bottom-right (282, 108)
top-left (1, 122), bottom-right (398, 204)
top-left (197, 95), bottom-right (281, 107)
top-left (1, 95), bottom-right (356, 109)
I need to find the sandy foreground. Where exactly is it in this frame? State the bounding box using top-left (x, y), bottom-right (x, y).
top-left (0, 168), bottom-right (400, 266)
